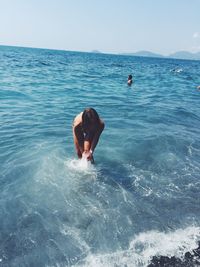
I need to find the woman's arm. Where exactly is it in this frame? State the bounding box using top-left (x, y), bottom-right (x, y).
top-left (90, 121), bottom-right (105, 153)
top-left (73, 123), bottom-right (84, 158)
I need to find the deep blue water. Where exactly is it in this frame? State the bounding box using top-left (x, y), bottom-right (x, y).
top-left (0, 45), bottom-right (200, 267)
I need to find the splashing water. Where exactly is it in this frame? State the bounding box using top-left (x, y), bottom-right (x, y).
top-left (0, 46), bottom-right (200, 266)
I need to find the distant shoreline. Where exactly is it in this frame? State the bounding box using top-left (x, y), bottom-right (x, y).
top-left (0, 44), bottom-right (200, 61)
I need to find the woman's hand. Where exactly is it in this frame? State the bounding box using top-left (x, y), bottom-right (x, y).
top-left (82, 150), bottom-right (93, 161)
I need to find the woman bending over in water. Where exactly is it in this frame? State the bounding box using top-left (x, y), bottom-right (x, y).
top-left (72, 108), bottom-right (104, 163)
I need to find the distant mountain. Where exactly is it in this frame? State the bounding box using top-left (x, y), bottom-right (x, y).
top-left (121, 50), bottom-right (200, 61)
top-left (169, 51), bottom-right (200, 60)
top-left (91, 50), bottom-right (102, 54)
top-left (131, 50), bottom-right (164, 58)
top-left (123, 51), bottom-right (200, 60)
top-left (121, 50), bottom-right (164, 58)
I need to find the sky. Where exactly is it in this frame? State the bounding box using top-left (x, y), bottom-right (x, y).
top-left (0, 0), bottom-right (200, 55)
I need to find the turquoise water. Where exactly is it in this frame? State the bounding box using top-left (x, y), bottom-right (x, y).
top-left (0, 45), bottom-right (200, 267)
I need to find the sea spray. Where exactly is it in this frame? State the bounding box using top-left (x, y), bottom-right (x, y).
top-left (1, 46), bottom-right (200, 266)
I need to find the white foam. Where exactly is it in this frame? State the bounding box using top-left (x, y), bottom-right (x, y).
top-left (170, 68), bottom-right (183, 73)
top-left (75, 226), bottom-right (200, 267)
top-left (176, 68), bottom-right (183, 73)
top-left (28, 150), bottom-right (98, 206)
top-left (66, 157), bottom-right (93, 172)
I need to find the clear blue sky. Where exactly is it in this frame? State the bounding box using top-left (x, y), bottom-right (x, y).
top-left (0, 0), bottom-right (199, 55)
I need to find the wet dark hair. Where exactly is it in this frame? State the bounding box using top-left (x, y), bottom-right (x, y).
top-left (128, 74), bottom-right (132, 80)
top-left (82, 108), bottom-right (100, 131)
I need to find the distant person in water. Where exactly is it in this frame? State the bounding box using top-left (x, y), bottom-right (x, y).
top-left (72, 108), bottom-right (104, 163)
top-left (127, 74), bottom-right (133, 86)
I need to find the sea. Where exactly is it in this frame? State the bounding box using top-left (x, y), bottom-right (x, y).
top-left (0, 45), bottom-right (200, 267)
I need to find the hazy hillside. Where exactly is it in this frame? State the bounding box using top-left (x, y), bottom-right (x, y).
top-left (119, 50), bottom-right (200, 60)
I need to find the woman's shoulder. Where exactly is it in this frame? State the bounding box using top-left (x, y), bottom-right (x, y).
top-left (73, 112), bottom-right (83, 127)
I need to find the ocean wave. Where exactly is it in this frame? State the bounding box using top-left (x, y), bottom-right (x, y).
top-left (75, 226), bottom-right (200, 267)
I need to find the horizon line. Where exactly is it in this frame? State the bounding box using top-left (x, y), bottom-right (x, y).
top-left (0, 44), bottom-right (199, 61)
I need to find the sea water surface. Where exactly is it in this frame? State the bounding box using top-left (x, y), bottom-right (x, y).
top-left (0, 45), bottom-right (200, 267)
